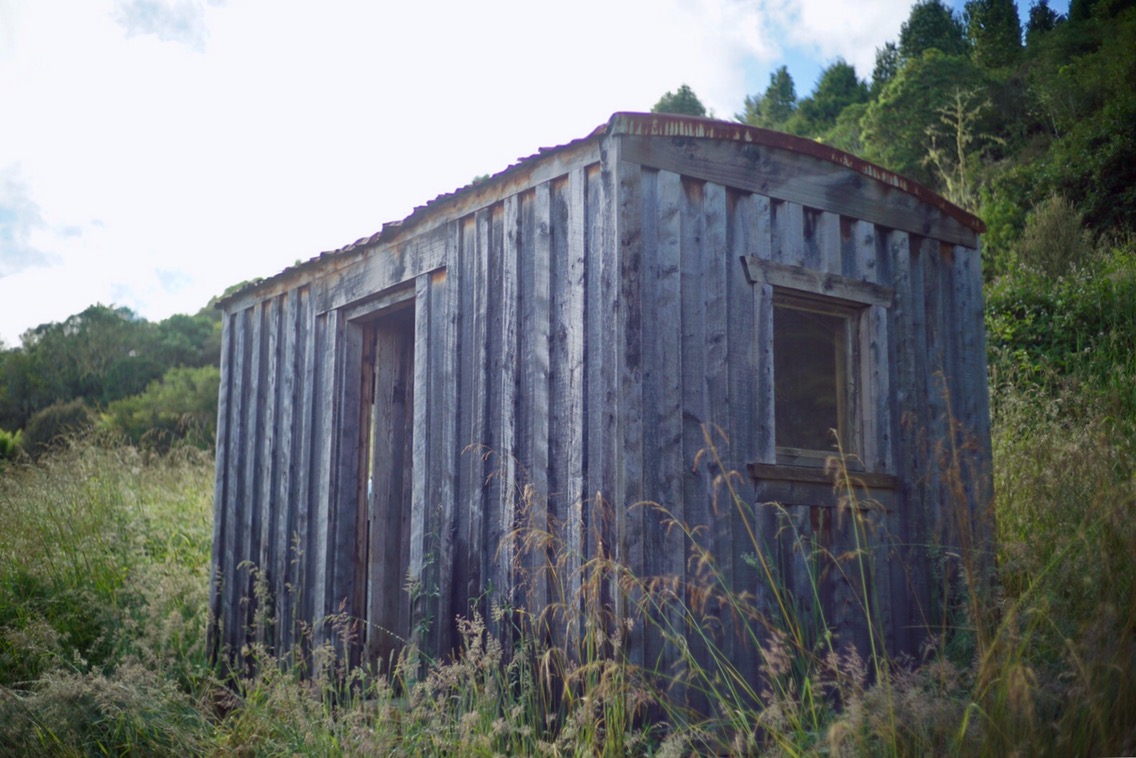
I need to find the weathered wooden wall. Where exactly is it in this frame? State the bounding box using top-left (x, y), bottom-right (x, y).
top-left (209, 118), bottom-right (991, 683)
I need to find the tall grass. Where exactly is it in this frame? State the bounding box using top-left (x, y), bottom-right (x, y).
top-left (1, 391), bottom-right (1134, 755)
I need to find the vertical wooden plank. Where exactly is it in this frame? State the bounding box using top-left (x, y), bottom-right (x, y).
top-left (208, 311), bottom-right (234, 663)
top-left (654, 169), bottom-right (685, 681)
top-left (409, 275), bottom-right (431, 651)
top-left (854, 220), bottom-right (880, 285)
top-left (332, 316), bottom-right (365, 660)
top-left (291, 287), bottom-right (315, 653)
top-left (456, 211), bottom-right (490, 624)
top-left (815, 211), bottom-right (842, 275)
top-left (310, 309), bottom-right (341, 642)
top-left (771, 200), bottom-right (806, 266)
top-left (240, 302), bottom-right (263, 651)
top-left (725, 190), bottom-right (761, 691)
top-left (617, 160), bottom-right (645, 667)
top-left (585, 160), bottom-right (618, 628)
top-left (679, 177), bottom-right (710, 706)
top-left (701, 180), bottom-right (730, 685)
top-left (256, 297), bottom-right (281, 650)
top-left (490, 196), bottom-right (519, 642)
top-left (519, 186), bottom-right (552, 630)
top-left (564, 168), bottom-right (587, 648)
top-left (546, 171), bottom-right (586, 651)
top-left (273, 289), bottom-right (299, 654)
top-left (887, 229), bottom-right (923, 654)
top-left (427, 227), bottom-right (460, 658)
top-left (638, 168), bottom-right (663, 670)
top-left (223, 309), bottom-right (249, 659)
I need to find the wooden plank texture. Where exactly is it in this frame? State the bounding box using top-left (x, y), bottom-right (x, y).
top-left (619, 135), bottom-right (979, 247)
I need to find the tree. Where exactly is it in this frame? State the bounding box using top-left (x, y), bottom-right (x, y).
top-left (651, 85), bottom-right (707, 117)
top-left (965, 0), bottom-right (1023, 68)
top-left (793, 59), bottom-right (869, 134)
top-left (103, 365), bottom-right (220, 450)
top-left (738, 66), bottom-right (797, 130)
top-left (1025, 0), bottom-right (1062, 48)
top-left (898, 0), bottom-right (969, 61)
top-left (871, 42), bottom-right (901, 95)
top-left (860, 50), bottom-right (990, 186)
top-left (923, 88), bottom-right (1005, 210)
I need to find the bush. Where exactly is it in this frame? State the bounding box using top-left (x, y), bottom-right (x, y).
top-left (20, 399), bottom-right (94, 458)
top-left (0, 428), bottom-right (20, 462)
top-left (1016, 193), bottom-right (1093, 277)
top-left (103, 365), bottom-right (220, 451)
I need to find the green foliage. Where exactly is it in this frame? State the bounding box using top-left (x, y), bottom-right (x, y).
top-left (922, 87), bottom-right (1005, 210)
top-left (871, 41), bottom-right (900, 95)
top-left (898, 0), bottom-right (970, 61)
top-left (0, 302), bottom-right (222, 436)
top-left (986, 235), bottom-right (1136, 417)
top-left (1020, 4), bottom-right (1136, 232)
top-left (790, 59), bottom-right (869, 136)
top-left (1026, 0), bottom-right (1063, 48)
top-left (651, 84), bottom-right (707, 117)
top-left (965, 0), bottom-right (1023, 68)
top-left (103, 365), bottom-right (220, 450)
top-left (738, 65), bottom-right (797, 130)
top-left (860, 50), bottom-right (990, 186)
top-left (21, 399), bottom-right (95, 458)
top-left (0, 428), bottom-right (20, 462)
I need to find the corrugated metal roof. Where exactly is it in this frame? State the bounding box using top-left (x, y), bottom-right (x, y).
top-left (219, 112), bottom-right (983, 307)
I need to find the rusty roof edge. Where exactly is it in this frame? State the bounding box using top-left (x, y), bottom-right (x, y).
top-left (217, 120), bottom-right (611, 310)
top-left (606, 111), bottom-right (987, 236)
top-left (219, 112), bottom-right (984, 310)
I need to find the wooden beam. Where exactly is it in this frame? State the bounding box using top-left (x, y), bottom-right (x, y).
top-left (619, 134), bottom-right (978, 248)
top-left (742, 256), bottom-right (894, 307)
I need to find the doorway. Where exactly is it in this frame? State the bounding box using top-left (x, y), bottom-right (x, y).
top-left (355, 304), bottom-right (415, 670)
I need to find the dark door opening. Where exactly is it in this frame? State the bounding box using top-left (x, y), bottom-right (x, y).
top-left (355, 305), bottom-right (415, 670)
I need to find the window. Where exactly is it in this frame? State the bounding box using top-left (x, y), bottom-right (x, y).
top-left (772, 293), bottom-right (857, 458)
top-left (741, 254), bottom-right (893, 470)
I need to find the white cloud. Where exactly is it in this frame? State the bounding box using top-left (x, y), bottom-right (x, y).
top-left (113, 0), bottom-right (215, 51)
top-left (0, 0), bottom-right (912, 345)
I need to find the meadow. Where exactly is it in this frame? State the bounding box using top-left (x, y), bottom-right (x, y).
top-left (0, 350), bottom-right (1133, 756)
top-left (2, 216), bottom-right (1135, 756)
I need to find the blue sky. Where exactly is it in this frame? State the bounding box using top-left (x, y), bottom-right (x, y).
top-left (0, 0), bottom-right (1067, 345)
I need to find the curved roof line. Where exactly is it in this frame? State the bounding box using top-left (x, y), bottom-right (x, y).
top-left (606, 111), bottom-right (985, 234)
top-left (220, 111), bottom-right (983, 308)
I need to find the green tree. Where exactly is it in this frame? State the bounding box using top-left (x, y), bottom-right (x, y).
top-left (965, 0), bottom-right (1023, 68)
top-left (651, 84), bottom-right (707, 117)
top-left (1025, 0), bottom-right (1062, 48)
top-left (738, 66), bottom-right (797, 130)
top-left (871, 42), bottom-right (901, 95)
top-left (923, 88), bottom-right (1005, 210)
top-left (898, 0), bottom-right (970, 61)
top-left (793, 59), bottom-right (869, 135)
top-left (861, 50), bottom-right (990, 186)
top-left (103, 365), bottom-right (220, 450)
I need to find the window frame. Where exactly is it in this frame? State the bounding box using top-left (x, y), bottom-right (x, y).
top-left (741, 254), bottom-right (894, 472)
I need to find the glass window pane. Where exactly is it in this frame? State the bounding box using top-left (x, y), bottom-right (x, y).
top-left (773, 304), bottom-right (845, 451)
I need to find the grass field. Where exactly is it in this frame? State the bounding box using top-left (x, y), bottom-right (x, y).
top-left (1, 372), bottom-right (1133, 757)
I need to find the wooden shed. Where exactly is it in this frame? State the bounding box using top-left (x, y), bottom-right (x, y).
top-left (208, 113), bottom-right (992, 680)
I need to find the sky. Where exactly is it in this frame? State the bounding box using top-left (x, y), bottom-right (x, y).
top-left (0, 0), bottom-right (1062, 346)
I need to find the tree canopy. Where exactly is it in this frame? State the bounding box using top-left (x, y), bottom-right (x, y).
top-left (651, 84), bottom-right (707, 117)
top-left (898, 0), bottom-right (970, 60)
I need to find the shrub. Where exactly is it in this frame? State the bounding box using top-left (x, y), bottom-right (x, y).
top-left (1015, 193), bottom-right (1093, 277)
top-left (103, 365), bottom-right (220, 451)
top-left (20, 399), bottom-right (94, 458)
top-left (0, 428), bottom-right (20, 462)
